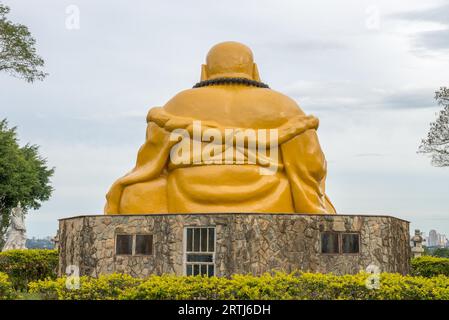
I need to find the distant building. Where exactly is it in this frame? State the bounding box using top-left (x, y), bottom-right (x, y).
top-left (428, 230), bottom-right (438, 247)
top-left (424, 229), bottom-right (448, 248)
top-left (438, 234), bottom-right (447, 247)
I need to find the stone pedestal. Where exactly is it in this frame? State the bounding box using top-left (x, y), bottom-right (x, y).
top-left (57, 213), bottom-right (410, 277)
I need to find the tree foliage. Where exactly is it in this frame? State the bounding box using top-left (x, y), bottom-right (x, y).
top-left (419, 87), bottom-right (449, 167)
top-left (0, 249), bottom-right (58, 291)
top-left (411, 256), bottom-right (449, 277)
top-left (0, 3), bottom-right (47, 82)
top-left (432, 248), bottom-right (449, 259)
top-left (0, 119), bottom-right (54, 248)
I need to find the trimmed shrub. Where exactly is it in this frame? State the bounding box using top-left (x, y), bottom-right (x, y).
top-left (0, 272), bottom-right (16, 300)
top-left (29, 273), bottom-right (142, 300)
top-left (28, 271), bottom-right (449, 300)
top-left (411, 256), bottom-right (449, 277)
top-left (0, 249), bottom-right (58, 291)
top-left (120, 274), bottom-right (228, 300)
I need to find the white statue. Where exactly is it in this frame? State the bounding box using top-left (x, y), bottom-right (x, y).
top-left (2, 203), bottom-right (27, 251)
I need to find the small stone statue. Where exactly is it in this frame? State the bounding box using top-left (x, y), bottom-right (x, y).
top-left (2, 203), bottom-right (27, 251)
top-left (411, 229), bottom-right (425, 258)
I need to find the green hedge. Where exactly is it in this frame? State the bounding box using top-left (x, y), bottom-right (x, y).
top-left (0, 249), bottom-right (58, 291)
top-left (0, 272), bottom-right (16, 300)
top-left (28, 272), bottom-right (449, 300)
top-left (29, 273), bottom-right (142, 300)
top-left (411, 256), bottom-right (449, 277)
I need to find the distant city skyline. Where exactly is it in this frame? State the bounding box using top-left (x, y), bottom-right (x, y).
top-left (419, 229), bottom-right (449, 247)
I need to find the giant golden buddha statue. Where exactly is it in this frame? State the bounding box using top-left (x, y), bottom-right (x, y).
top-left (105, 41), bottom-right (336, 214)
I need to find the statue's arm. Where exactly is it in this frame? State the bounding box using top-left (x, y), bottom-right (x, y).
top-left (281, 129), bottom-right (336, 214)
top-left (104, 121), bottom-right (173, 214)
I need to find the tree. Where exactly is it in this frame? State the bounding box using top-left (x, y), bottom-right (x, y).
top-left (0, 3), bottom-right (47, 82)
top-left (432, 247), bottom-right (449, 258)
top-left (418, 87), bottom-right (449, 167)
top-left (0, 119), bottom-right (54, 249)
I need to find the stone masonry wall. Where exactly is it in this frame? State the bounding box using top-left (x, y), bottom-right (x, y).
top-left (58, 214), bottom-right (410, 277)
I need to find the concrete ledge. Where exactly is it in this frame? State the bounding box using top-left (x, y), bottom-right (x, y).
top-left (59, 212), bottom-right (409, 222)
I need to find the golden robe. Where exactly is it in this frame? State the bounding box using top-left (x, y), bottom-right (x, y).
top-left (105, 85), bottom-right (336, 214)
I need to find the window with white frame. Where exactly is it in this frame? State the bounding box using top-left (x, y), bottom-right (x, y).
top-left (184, 227), bottom-right (215, 276)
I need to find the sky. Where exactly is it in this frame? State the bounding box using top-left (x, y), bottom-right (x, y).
top-left (1, 0), bottom-right (448, 238)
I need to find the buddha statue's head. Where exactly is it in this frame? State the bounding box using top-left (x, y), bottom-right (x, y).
top-left (201, 41), bottom-right (261, 81)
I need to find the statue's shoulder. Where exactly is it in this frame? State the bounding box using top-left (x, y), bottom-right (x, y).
top-left (151, 87), bottom-right (309, 130)
top-left (244, 88), bottom-right (306, 116)
top-left (163, 87), bottom-right (305, 116)
top-left (162, 87), bottom-right (227, 115)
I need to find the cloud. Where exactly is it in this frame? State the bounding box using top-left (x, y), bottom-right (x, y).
top-left (392, 3), bottom-right (449, 25)
top-left (354, 153), bottom-right (386, 157)
top-left (380, 88), bottom-right (436, 109)
top-left (389, 3), bottom-right (449, 52)
top-left (412, 28), bottom-right (449, 51)
top-left (264, 39), bottom-right (347, 52)
top-left (282, 81), bottom-right (436, 112)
